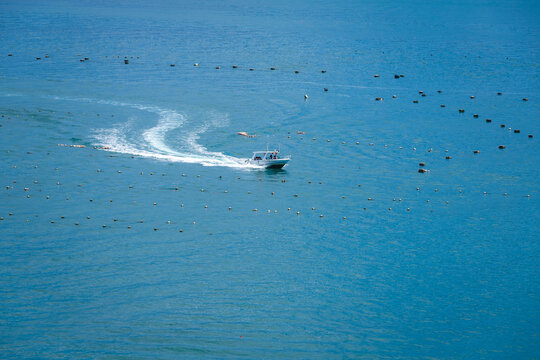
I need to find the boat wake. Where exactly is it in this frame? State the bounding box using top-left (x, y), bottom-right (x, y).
top-left (72, 97), bottom-right (260, 169)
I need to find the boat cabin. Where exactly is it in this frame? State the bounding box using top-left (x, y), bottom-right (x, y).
top-left (251, 150), bottom-right (280, 160)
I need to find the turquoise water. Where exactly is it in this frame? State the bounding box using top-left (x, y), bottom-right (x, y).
top-left (1, 0), bottom-right (539, 358)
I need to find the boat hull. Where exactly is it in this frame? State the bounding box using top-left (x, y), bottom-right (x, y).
top-left (247, 159), bottom-right (289, 168)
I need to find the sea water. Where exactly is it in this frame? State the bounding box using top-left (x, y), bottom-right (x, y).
top-left (0, 0), bottom-right (539, 358)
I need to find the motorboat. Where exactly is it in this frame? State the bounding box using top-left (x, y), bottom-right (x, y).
top-left (246, 149), bottom-right (290, 169)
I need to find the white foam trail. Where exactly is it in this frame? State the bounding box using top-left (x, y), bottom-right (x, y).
top-left (82, 97), bottom-right (259, 169)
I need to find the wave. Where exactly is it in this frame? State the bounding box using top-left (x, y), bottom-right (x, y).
top-left (86, 99), bottom-right (259, 169)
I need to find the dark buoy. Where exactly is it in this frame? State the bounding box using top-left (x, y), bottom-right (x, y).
top-left (124, 59), bottom-right (129, 64)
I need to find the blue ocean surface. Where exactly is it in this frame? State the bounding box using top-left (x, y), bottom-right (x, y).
top-left (1, 0), bottom-right (539, 358)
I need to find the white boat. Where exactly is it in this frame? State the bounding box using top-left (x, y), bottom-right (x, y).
top-left (246, 149), bottom-right (290, 169)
